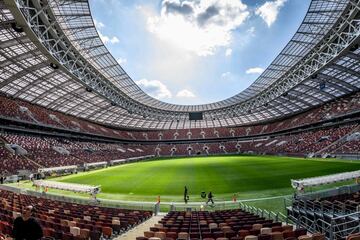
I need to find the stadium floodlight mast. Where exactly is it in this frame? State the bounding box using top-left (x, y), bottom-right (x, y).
top-left (4, 0), bottom-right (360, 126)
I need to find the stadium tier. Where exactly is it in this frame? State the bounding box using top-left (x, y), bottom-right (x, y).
top-left (1, 92), bottom-right (360, 141)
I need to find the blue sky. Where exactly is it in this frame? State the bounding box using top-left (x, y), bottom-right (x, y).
top-left (90, 0), bottom-right (310, 105)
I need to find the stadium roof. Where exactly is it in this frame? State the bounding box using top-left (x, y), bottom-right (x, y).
top-left (0, 0), bottom-right (359, 129)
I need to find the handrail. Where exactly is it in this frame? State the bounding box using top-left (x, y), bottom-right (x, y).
top-left (288, 198), bottom-right (360, 239)
top-left (239, 202), bottom-right (289, 224)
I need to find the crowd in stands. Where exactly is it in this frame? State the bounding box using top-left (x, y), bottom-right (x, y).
top-left (0, 189), bottom-right (152, 239)
top-left (1, 92), bottom-right (359, 141)
top-left (136, 209), bottom-right (319, 240)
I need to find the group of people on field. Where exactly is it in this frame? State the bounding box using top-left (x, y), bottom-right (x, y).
top-left (184, 186), bottom-right (214, 205)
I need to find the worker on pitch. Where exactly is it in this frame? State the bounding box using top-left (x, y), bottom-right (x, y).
top-left (206, 191), bottom-right (214, 205)
top-left (184, 186), bottom-right (189, 204)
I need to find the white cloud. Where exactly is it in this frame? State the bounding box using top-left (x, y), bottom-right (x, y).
top-left (94, 19), bottom-right (105, 29)
top-left (221, 72), bottom-right (231, 78)
top-left (246, 67), bottom-right (264, 74)
top-left (109, 36), bottom-right (119, 44)
top-left (135, 79), bottom-right (172, 99)
top-left (176, 89), bottom-right (196, 98)
top-left (146, 0), bottom-right (250, 56)
top-left (255, 0), bottom-right (287, 27)
top-left (220, 71), bottom-right (237, 82)
top-left (94, 18), bottom-right (120, 44)
top-left (117, 57), bottom-right (127, 65)
top-left (98, 31), bottom-right (119, 44)
top-left (225, 48), bottom-right (232, 57)
top-left (247, 26), bottom-right (256, 36)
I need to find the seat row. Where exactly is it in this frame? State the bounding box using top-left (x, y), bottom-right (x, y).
top-left (0, 189), bottom-right (152, 239)
top-left (137, 210), bottom-right (320, 240)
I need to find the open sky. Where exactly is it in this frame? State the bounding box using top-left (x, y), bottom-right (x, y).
top-left (90, 0), bottom-right (310, 105)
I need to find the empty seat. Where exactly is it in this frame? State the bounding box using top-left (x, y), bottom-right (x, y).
top-left (70, 226), bottom-right (81, 236)
top-left (298, 235), bottom-right (312, 240)
top-left (178, 232), bottom-right (188, 239)
top-left (270, 232), bottom-right (283, 240)
top-left (245, 235), bottom-right (258, 240)
top-left (311, 233), bottom-right (325, 240)
top-left (154, 231), bottom-right (166, 240)
top-left (102, 226), bottom-right (112, 239)
top-left (145, 231), bottom-right (155, 238)
top-left (261, 227), bottom-right (271, 234)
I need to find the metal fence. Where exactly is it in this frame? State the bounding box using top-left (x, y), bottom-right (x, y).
top-left (296, 184), bottom-right (360, 201)
top-left (286, 184), bottom-right (360, 240)
top-left (288, 209), bottom-right (360, 240)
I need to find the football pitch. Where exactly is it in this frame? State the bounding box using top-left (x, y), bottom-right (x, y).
top-left (51, 155), bottom-right (360, 202)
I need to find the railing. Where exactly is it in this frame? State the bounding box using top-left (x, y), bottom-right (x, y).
top-left (154, 202), bottom-right (160, 215)
top-left (287, 197), bottom-right (358, 219)
top-left (239, 202), bottom-right (290, 224)
top-left (296, 184), bottom-right (360, 201)
top-left (0, 184), bottom-right (288, 218)
top-left (165, 199), bottom-right (242, 212)
top-left (288, 210), bottom-right (360, 240)
top-left (335, 154), bottom-right (360, 160)
top-left (0, 184), bottom-right (156, 211)
top-left (331, 211), bottom-right (360, 239)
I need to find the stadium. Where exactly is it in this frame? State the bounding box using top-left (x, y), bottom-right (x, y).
top-left (0, 0), bottom-right (360, 239)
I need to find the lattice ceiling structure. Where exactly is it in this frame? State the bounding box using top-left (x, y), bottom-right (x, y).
top-left (0, 0), bottom-right (359, 129)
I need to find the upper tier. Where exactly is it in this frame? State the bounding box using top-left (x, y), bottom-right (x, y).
top-left (0, 0), bottom-right (359, 129)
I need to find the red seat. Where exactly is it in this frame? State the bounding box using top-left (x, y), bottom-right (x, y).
top-left (89, 230), bottom-right (101, 240)
top-left (102, 226), bottom-right (112, 239)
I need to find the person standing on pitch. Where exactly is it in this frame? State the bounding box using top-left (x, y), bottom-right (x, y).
top-left (206, 191), bottom-right (214, 205)
top-left (184, 186), bottom-right (188, 204)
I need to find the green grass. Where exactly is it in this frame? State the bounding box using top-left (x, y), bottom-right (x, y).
top-left (47, 155), bottom-right (360, 203)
